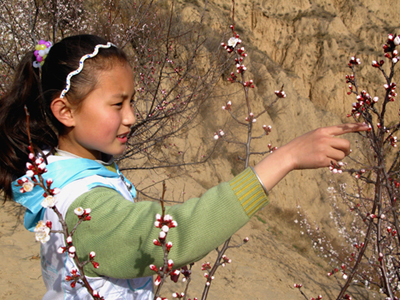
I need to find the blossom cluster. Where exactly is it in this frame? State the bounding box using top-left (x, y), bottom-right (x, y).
top-left (221, 29), bottom-right (254, 88)
top-left (274, 89), bottom-right (286, 98)
top-left (267, 143), bottom-right (278, 153)
top-left (221, 100), bottom-right (232, 111)
top-left (17, 146), bottom-right (101, 297)
top-left (221, 33), bottom-right (242, 53)
top-left (347, 90), bottom-right (378, 118)
top-left (346, 34), bottom-right (400, 119)
top-left (348, 56), bottom-right (361, 68)
top-left (17, 153), bottom-right (57, 195)
top-left (382, 34), bottom-right (400, 63)
top-left (213, 129), bottom-right (225, 140)
top-left (57, 208), bottom-right (96, 264)
top-left (150, 212), bottom-right (193, 300)
top-left (16, 153), bottom-right (60, 242)
top-left (200, 252), bottom-right (234, 286)
top-left (329, 161), bottom-right (345, 174)
top-left (245, 112), bottom-right (256, 123)
top-left (153, 213), bottom-right (177, 248)
top-left (262, 125), bottom-right (272, 135)
top-left (65, 268), bottom-right (81, 288)
top-left (384, 82), bottom-right (397, 102)
top-left (74, 207), bottom-right (92, 221)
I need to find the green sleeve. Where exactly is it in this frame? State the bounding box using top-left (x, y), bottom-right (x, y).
top-left (65, 167), bottom-right (269, 278)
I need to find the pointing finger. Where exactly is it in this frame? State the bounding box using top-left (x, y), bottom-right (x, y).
top-left (326, 123), bottom-right (369, 136)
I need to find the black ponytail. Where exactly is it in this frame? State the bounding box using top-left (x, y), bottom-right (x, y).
top-left (0, 51), bottom-right (57, 199)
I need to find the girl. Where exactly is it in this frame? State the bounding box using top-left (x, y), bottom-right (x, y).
top-left (0, 34), bottom-right (368, 299)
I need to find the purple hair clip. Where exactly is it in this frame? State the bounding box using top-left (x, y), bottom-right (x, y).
top-left (33, 40), bottom-right (52, 68)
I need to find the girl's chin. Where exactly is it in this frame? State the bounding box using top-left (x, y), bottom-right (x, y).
top-left (113, 145), bottom-right (128, 156)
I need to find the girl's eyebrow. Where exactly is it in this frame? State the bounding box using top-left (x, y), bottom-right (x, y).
top-left (112, 92), bottom-right (135, 99)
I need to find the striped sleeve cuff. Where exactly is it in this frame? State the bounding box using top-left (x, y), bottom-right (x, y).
top-left (229, 167), bottom-right (269, 218)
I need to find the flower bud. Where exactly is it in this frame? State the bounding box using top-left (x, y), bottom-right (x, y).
top-left (168, 259), bottom-right (174, 268)
top-left (52, 187), bottom-right (61, 195)
top-left (93, 291), bottom-right (100, 297)
top-left (159, 231), bottom-right (166, 240)
top-left (46, 221), bottom-right (52, 228)
top-left (164, 214), bottom-right (172, 222)
top-left (162, 225), bottom-right (169, 233)
top-left (154, 275), bottom-right (161, 286)
top-left (169, 220), bottom-right (178, 228)
top-left (26, 170), bottom-right (35, 178)
top-left (150, 264), bottom-right (158, 272)
top-left (166, 241), bottom-right (173, 251)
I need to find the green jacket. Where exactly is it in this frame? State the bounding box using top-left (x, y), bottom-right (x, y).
top-left (65, 167), bottom-right (269, 278)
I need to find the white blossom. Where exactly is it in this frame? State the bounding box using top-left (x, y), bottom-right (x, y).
top-left (394, 35), bottom-right (400, 46)
top-left (26, 170), bottom-right (34, 177)
top-left (74, 207), bottom-right (84, 216)
top-left (22, 181), bottom-right (34, 192)
top-left (41, 195), bottom-right (57, 208)
top-left (34, 221), bottom-right (51, 244)
top-left (227, 37), bottom-right (239, 48)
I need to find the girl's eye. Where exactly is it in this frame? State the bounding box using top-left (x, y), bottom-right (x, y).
top-left (114, 102), bottom-right (123, 107)
top-left (130, 98), bottom-right (135, 106)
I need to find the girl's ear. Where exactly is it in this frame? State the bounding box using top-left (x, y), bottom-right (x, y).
top-left (50, 97), bottom-right (76, 127)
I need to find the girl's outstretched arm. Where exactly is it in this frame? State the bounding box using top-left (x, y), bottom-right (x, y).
top-left (253, 123), bottom-right (370, 191)
top-left (63, 123), bottom-right (368, 279)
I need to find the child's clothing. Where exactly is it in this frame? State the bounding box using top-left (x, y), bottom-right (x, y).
top-left (12, 153), bottom-right (269, 300)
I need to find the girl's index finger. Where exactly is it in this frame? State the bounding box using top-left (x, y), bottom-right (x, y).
top-left (327, 123), bottom-right (370, 137)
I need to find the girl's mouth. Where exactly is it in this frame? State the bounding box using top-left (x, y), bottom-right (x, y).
top-left (117, 133), bottom-right (128, 143)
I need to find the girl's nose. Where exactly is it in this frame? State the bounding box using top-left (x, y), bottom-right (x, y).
top-left (123, 104), bottom-right (136, 127)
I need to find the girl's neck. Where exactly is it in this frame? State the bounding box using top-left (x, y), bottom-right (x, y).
top-left (58, 134), bottom-right (101, 160)
top-left (55, 147), bottom-right (114, 166)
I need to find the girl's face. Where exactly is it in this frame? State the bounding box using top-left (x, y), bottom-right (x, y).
top-left (64, 62), bottom-right (136, 160)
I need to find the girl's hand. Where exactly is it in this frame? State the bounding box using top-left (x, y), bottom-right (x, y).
top-left (253, 123), bottom-right (369, 191)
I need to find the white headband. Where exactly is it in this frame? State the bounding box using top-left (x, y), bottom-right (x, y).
top-left (60, 42), bottom-right (116, 98)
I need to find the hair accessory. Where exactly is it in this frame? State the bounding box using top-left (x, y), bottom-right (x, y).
top-left (33, 40), bottom-right (52, 68)
top-left (60, 42), bottom-right (116, 99)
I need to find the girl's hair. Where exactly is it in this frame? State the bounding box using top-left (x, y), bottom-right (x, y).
top-left (0, 34), bottom-right (128, 200)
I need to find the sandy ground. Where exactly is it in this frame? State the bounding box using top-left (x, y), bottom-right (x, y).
top-left (0, 201), bottom-right (44, 298)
